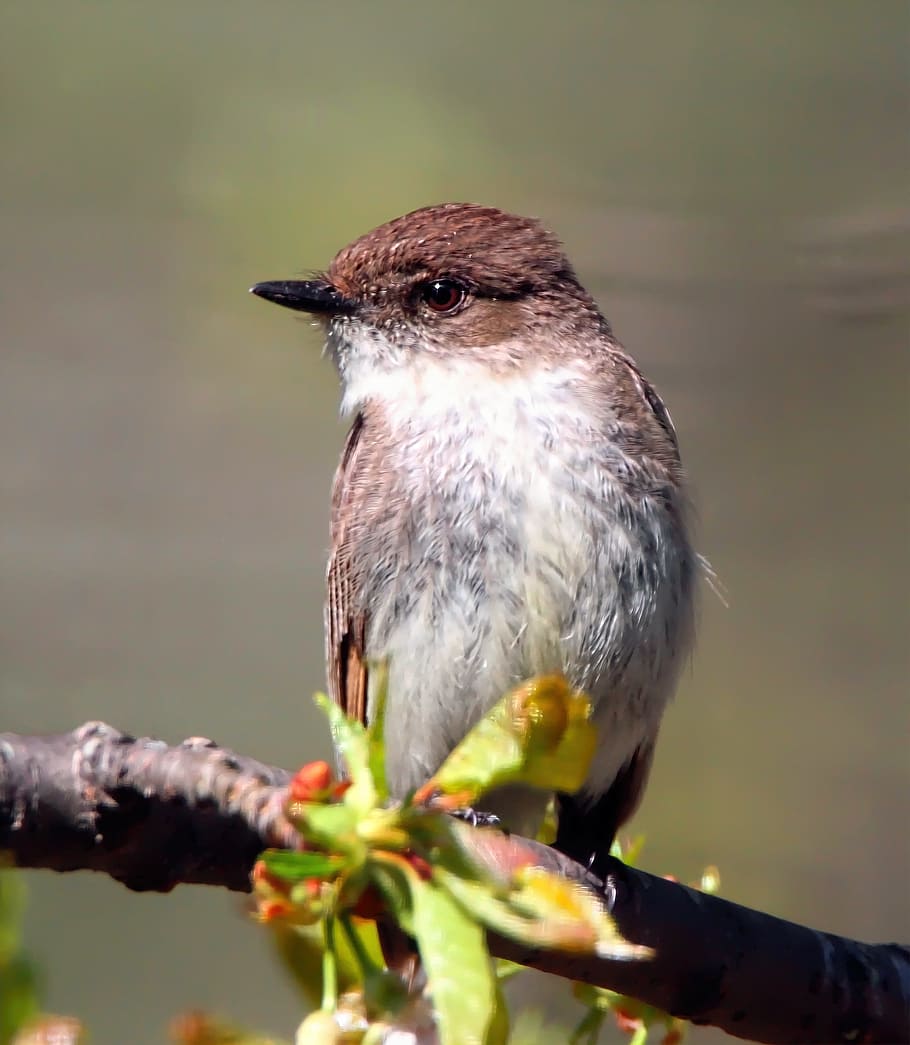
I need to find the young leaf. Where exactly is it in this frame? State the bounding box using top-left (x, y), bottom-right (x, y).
top-left (259, 851), bottom-right (346, 883)
top-left (510, 867), bottom-right (650, 960)
top-left (312, 694), bottom-right (376, 814)
top-left (409, 873), bottom-right (504, 1045)
top-left (426, 677), bottom-right (597, 803)
top-left (0, 870), bottom-right (41, 1043)
top-left (270, 918), bottom-right (383, 1007)
top-left (368, 860), bottom-right (414, 931)
top-left (434, 865), bottom-right (649, 961)
top-left (293, 802), bottom-right (363, 858)
top-left (365, 660), bottom-right (390, 802)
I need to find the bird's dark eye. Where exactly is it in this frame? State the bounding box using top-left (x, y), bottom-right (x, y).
top-left (418, 279), bottom-right (467, 314)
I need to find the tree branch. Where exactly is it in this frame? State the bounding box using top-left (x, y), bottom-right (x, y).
top-left (1, 724), bottom-right (907, 1044)
top-left (0, 723), bottom-right (295, 892)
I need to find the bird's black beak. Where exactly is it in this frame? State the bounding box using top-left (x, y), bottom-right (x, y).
top-left (250, 279), bottom-right (354, 316)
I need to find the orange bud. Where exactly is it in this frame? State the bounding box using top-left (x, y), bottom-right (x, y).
top-left (251, 859), bottom-right (289, 895)
top-left (613, 1007), bottom-right (643, 1033)
top-left (258, 898), bottom-right (293, 923)
top-left (290, 760), bottom-right (334, 802)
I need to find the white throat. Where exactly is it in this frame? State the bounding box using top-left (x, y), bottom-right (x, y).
top-left (332, 324), bottom-right (589, 423)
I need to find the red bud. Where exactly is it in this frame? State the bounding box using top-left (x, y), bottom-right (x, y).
top-left (405, 852), bottom-right (433, 881)
top-left (258, 898), bottom-right (294, 923)
top-left (289, 760), bottom-right (334, 802)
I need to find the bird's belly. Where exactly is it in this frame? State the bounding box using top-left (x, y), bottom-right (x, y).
top-left (366, 457), bottom-right (691, 812)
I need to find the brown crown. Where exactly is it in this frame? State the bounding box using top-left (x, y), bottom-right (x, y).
top-left (327, 203), bottom-right (582, 300)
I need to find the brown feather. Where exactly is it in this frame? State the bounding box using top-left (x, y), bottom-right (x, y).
top-left (326, 413), bottom-right (370, 726)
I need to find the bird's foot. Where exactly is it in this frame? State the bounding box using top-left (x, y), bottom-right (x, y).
top-left (448, 806), bottom-right (502, 829)
top-left (418, 788), bottom-right (501, 829)
top-left (583, 850), bottom-right (618, 908)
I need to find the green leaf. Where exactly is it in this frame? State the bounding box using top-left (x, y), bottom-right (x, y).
top-left (259, 850), bottom-right (346, 883)
top-left (0, 955), bottom-right (42, 1044)
top-left (429, 677), bottom-right (597, 803)
top-left (0, 867), bottom-right (28, 962)
top-left (368, 861), bottom-right (414, 930)
top-left (0, 870), bottom-right (41, 1044)
top-left (313, 693), bottom-right (369, 777)
top-left (611, 834), bottom-right (646, 866)
top-left (313, 693), bottom-right (377, 814)
top-left (321, 913), bottom-right (338, 1012)
top-left (339, 915), bottom-right (408, 1018)
top-left (365, 660), bottom-right (390, 803)
top-left (435, 865), bottom-right (649, 960)
top-left (409, 873), bottom-right (500, 1045)
top-left (294, 802), bottom-right (363, 857)
top-left (493, 958), bottom-right (525, 983)
top-left (271, 916), bottom-right (383, 1006)
top-left (486, 973), bottom-right (510, 1045)
top-left (568, 1004), bottom-right (606, 1045)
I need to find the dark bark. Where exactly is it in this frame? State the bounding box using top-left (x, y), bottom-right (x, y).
top-left (0, 723), bottom-right (295, 892)
top-left (0, 723), bottom-right (907, 1044)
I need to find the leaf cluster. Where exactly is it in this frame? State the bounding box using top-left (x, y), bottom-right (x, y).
top-left (255, 675), bottom-right (651, 1044)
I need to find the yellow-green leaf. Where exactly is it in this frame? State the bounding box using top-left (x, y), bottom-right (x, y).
top-left (365, 660), bottom-right (390, 803)
top-left (409, 874), bottom-right (499, 1045)
top-left (259, 850), bottom-right (346, 882)
top-left (428, 677), bottom-right (597, 801)
top-left (435, 865), bottom-right (649, 961)
top-left (313, 694), bottom-right (377, 814)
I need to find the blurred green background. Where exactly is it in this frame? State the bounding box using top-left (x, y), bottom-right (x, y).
top-left (1, 2), bottom-right (907, 1041)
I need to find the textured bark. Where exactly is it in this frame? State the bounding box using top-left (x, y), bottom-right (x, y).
top-left (0, 723), bottom-right (295, 892)
top-left (0, 724), bottom-right (907, 1044)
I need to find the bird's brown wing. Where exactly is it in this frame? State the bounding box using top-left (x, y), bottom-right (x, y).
top-left (610, 348), bottom-right (683, 470)
top-left (326, 412), bottom-right (370, 727)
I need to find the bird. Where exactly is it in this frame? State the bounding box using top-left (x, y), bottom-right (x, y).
top-left (252, 203), bottom-right (697, 870)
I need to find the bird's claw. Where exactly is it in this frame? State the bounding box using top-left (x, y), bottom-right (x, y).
top-left (449, 806), bottom-right (502, 829)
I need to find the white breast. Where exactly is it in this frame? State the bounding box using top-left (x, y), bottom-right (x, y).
top-left (335, 339), bottom-right (694, 823)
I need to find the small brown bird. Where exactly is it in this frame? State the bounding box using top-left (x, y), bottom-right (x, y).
top-left (253, 203), bottom-right (697, 869)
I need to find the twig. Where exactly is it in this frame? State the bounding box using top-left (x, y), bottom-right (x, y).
top-left (0, 724), bottom-right (907, 1043)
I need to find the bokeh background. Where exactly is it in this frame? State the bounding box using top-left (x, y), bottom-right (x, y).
top-left (2, 2), bottom-right (908, 1041)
